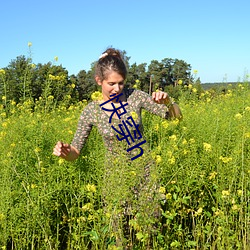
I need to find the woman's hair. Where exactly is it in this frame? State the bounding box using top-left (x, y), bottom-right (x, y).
top-left (95, 48), bottom-right (127, 81)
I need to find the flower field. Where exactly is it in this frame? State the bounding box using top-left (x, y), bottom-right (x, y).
top-left (0, 83), bottom-right (249, 249)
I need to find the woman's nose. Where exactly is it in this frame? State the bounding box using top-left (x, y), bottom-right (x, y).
top-left (113, 84), bottom-right (120, 92)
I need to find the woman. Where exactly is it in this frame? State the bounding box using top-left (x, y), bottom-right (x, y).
top-left (53, 47), bottom-right (182, 246)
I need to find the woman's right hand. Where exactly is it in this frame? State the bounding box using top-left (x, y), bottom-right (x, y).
top-left (53, 141), bottom-right (71, 158)
top-left (53, 141), bottom-right (80, 161)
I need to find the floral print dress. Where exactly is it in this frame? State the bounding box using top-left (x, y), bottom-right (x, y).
top-left (71, 88), bottom-right (171, 236)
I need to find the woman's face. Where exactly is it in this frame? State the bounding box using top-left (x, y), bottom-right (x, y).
top-left (96, 71), bottom-right (125, 102)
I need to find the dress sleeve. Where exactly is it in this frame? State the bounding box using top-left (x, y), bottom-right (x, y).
top-left (71, 103), bottom-right (94, 152)
top-left (135, 90), bottom-right (170, 119)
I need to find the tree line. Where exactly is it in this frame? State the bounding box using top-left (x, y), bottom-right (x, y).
top-left (0, 51), bottom-right (200, 106)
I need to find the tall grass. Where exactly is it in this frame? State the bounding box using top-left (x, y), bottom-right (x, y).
top-left (0, 83), bottom-right (249, 249)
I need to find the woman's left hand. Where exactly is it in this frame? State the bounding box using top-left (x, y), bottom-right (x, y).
top-left (152, 91), bottom-right (171, 104)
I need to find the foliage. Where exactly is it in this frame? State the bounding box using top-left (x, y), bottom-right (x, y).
top-left (0, 82), bottom-right (249, 249)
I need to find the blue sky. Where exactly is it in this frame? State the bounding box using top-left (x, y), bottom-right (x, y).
top-left (1, 0), bottom-right (249, 83)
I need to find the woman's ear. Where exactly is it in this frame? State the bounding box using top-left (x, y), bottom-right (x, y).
top-left (95, 76), bottom-right (102, 86)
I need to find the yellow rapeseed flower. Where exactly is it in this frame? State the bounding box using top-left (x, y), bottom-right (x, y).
top-left (169, 134), bottom-right (177, 141)
top-left (81, 203), bottom-right (93, 212)
top-left (0, 69), bottom-right (6, 75)
top-left (91, 91), bottom-right (103, 101)
top-left (86, 184), bottom-right (97, 193)
top-left (178, 79), bottom-right (183, 85)
top-left (54, 56), bottom-right (58, 61)
top-left (203, 142), bottom-right (212, 152)
top-left (244, 132), bottom-right (250, 138)
top-left (208, 171), bottom-right (217, 180)
top-left (222, 190), bottom-right (230, 197)
top-left (234, 113), bottom-right (242, 120)
top-left (28, 42), bottom-right (32, 47)
top-left (219, 156), bottom-right (232, 164)
top-left (161, 120), bottom-right (168, 128)
top-left (154, 124), bottom-right (159, 131)
top-left (192, 88), bottom-right (197, 93)
top-left (0, 213), bottom-right (5, 221)
top-left (189, 138), bottom-right (195, 144)
top-left (168, 156), bottom-right (175, 165)
top-left (232, 204), bottom-right (239, 211)
top-left (237, 189), bottom-right (243, 196)
top-left (194, 207), bottom-right (203, 216)
top-left (182, 139), bottom-right (187, 145)
top-left (159, 186), bottom-right (166, 194)
top-left (193, 69), bottom-right (198, 74)
top-left (155, 155), bottom-right (162, 164)
top-left (130, 111), bottom-right (138, 120)
top-left (165, 193), bottom-right (172, 199)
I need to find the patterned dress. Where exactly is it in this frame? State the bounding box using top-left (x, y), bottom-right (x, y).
top-left (71, 88), bottom-right (170, 235)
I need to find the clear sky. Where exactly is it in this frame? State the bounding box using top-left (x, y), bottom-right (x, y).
top-left (1, 0), bottom-right (249, 83)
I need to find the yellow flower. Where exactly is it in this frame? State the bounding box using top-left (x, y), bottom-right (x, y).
top-left (155, 155), bottom-right (162, 164)
top-left (154, 124), bottom-right (159, 131)
top-left (208, 171), bottom-right (217, 180)
top-left (203, 142), bottom-right (212, 152)
top-left (2, 121), bottom-right (9, 128)
top-left (168, 156), bottom-right (175, 165)
top-left (133, 84), bottom-right (138, 89)
top-left (232, 204), bottom-right (239, 211)
top-left (237, 189), bottom-right (243, 196)
top-left (178, 79), bottom-right (183, 85)
top-left (222, 190), bottom-right (230, 197)
top-left (48, 95), bottom-right (54, 100)
top-left (193, 69), bottom-right (198, 74)
top-left (195, 207), bottom-right (203, 216)
top-left (0, 213), bottom-right (5, 221)
top-left (0, 69), bottom-right (6, 75)
top-left (165, 193), bottom-right (172, 199)
top-left (28, 42), bottom-right (32, 47)
top-left (192, 88), bottom-right (197, 93)
top-left (71, 83), bottom-right (76, 89)
top-left (81, 203), bottom-right (93, 212)
top-left (169, 134), bottom-right (177, 141)
top-left (245, 132), bottom-right (250, 138)
top-left (2, 96), bottom-right (6, 100)
top-left (54, 56), bottom-right (58, 62)
top-left (159, 186), bottom-right (166, 194)
top-left (91, 91), bottom-right (103, 101)
top-left (58, 158), bottom-right (65, 165)
top-left (182, 139), bottom-right (187, 145)
top-left (234, 113), bottom-right (242, 120)
top-left (130, 111), bottom-right (138, 120)
top-left (48, 74), bottom-right (55, 80)
top-left (161, 120), bottom-right (168, 128)
top-left (34, 147), bottom-right (41, 153)
top-left (219, 156), bottom-right (232, 164)
top-left (86, 184), bottom-right (97, 193)
top-left (188, 84), bottom-right (193, 89)
top-left (245, 106), bottom-right (250, 112)
top-left (135, 79), bottom-right (140, 83)
top-left (189, 138), bottom-right (195, 144)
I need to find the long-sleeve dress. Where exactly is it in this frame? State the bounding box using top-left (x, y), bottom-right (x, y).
top-left (71, 88), bottom-right (170, 236)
